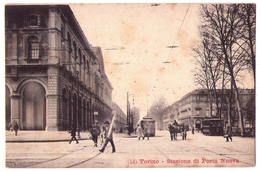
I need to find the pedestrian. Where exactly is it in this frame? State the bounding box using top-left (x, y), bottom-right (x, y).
top-left (100, 124), bottom-right (106, 145)
top-left (12, 120), bottom-right (19, 136)
top-left (224, 122), bottom-right (232, 142)
top-left (77, 127), bottom-right (81, 139)
top-left (182, 124), bottom-right (187, 140)
top-left (143, 125), bottom-right (151, 140)
top-left (191, 126), bottom-right (195, 134)
top-left (69, 126), bottom-right (79, 144)
top-left (90, 121), bottom-right (101, 147)
top-left (168, 123), bottom-right (174, 141)
top-left (8, 122), bottom-right (13, 132)
top-left (99, 120), bottom-right (116, 153)
top-left (172, 120), bottom-right (179, 140)
top-left (136, 124), bottom-right (144, 140)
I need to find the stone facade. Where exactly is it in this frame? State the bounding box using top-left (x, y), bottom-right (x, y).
top-left (112, 102), bottom-right (127, 132)
top-left (5, 5), bottom-right (113, 131)
top-left (162, 89), bottom-right (255, 130)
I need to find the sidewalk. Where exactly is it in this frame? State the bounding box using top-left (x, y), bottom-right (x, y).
top-left (6, 130), bottom-right (92, 143)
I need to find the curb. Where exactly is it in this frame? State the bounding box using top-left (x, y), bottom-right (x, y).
top-left (6, 138), bottom-right (90, 143)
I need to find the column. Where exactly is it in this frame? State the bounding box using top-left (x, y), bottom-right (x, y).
top-left (46, 66), bottom-right (60, 131)
top-left (48, 8), bottom-right (59, 64)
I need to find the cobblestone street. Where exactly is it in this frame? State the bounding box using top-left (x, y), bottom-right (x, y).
top-left (6, 131), bottom-right (255, 168)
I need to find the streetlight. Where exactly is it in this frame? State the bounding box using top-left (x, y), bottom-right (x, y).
top-left (127, 91), bottom-right (135, 135)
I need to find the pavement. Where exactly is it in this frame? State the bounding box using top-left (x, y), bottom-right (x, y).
top-left (6, 130), bottom-right (130, 143)
top-left (6, 130), bottom-right (91, 142)
top-left (6, 131), bottom-right (255, 168)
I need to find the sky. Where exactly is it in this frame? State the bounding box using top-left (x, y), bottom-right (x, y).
top-left (70, 3), bottom-right (254, 118)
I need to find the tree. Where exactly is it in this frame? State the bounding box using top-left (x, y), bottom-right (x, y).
top-left (193, 34), bottom-right (224, 117)
top-left (200, 4), bottom-right (250, 136)
top-left (238, 4), bottom-right (256, 85)
top-left (195, 4), bottom-right (255, 136)
top-left (148, 96), bottom-right (167, 130)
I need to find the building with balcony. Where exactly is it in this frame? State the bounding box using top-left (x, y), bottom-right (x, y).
top-left (162, 89), bottom-right (255, 130)
top-left (5, 5), bottom-right (113, 131)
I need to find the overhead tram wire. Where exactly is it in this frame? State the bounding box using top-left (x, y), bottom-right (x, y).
top-left (166, 5), bottom-right (191, 62)
top-left (103, 5), bottom-right (191, 66)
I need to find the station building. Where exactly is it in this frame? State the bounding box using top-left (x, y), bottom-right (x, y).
top-left (5, 5), bottom-right (113, 131)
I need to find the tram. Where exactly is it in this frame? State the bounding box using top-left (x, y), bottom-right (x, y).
top-left (140, 117), bottom-right (156, 137)
top-left (201, 118), bottom-right (224, 136)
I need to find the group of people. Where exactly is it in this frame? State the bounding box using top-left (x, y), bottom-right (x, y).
top-left (68, 120), bottom-right (116, 153)
top-left (136, 124), bottom-right (150, 140)
top-left (168, 120), bottom-right (187, 141)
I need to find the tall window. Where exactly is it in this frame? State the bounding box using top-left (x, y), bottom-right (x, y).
top-left (83, 55), bottom-right (86, 82)
top-left (78, 49), bottom-right (82, 78)
top-left (28, 36), bottom-right (40, 60)
top-left (67, 32), bottom-right (71, 50)
top-left (24, 15), bottom-right (40, 26)
top-left (73, 42), bottom-right (77, 73)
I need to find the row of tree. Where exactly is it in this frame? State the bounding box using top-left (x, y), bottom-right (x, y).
top-left (193, 4), bottom-right (255, 136)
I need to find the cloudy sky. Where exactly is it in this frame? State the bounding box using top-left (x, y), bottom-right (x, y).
top-left (70, 3), bottom-right (254, 117)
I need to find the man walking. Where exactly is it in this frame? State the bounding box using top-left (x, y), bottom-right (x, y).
top-left (168, 123), bottom-right (174, 141)
top-left (69, 126), bottom-right (79, 144)
top-left (90, 121), bottom-right (101, 147)
top-left (100, 124), bottom-right (106, 145)
top-left (136, 124), bottom-right (144, 140)
top-left (172, 120), bottom-right (179, 140)
top-left (182, 124), bottom-right (187, 140)
top-left (12, 120), bottom-right (19, 136)
top-left (224, 122), bottom-right (232, 142)
top-left (99, 120), bottom-right (116, 153)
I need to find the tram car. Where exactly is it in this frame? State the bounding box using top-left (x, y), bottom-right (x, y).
top-left (201, 118), bottom-right (224, 136)
top-left (140, 117), bottom-right (156, 137)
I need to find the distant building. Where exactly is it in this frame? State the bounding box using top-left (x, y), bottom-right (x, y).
top-left (5, 5), bottom-right (113, 131)
top-left (112, 103), bottom-right (127, 132)
top-left (162, 89), bottom-right (255, 130)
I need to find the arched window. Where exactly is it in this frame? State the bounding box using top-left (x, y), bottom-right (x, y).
top-left (86, 60), bottom-right (90, 73)
top-left (72, 42), bottom-right (77, 73)
top-left (28, 36), bottom-right (40, 60)
top-left (83, 55), bottom-right (86, 82)
top-left (78, 49), bottom-right (82, 65)
top-left (67, 32), bottom-right (71, 50)
top-left (78, 49), bottom-right (82, 77)
top-left (73, 42), bottom-right (77, 59)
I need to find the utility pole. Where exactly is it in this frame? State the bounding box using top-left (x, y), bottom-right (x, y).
top-left (127, 92), bottom-right (129, 134)
top-left (127, 91), bottom-right (134, 135)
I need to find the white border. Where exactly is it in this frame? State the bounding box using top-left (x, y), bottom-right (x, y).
top-left (1, 1), bottom-right (258, 171)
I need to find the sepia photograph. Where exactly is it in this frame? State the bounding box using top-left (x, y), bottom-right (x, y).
top-left (4, 2), bottom-right (256, 168)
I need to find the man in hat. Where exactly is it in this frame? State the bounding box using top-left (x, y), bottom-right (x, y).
top-left (69, 125), bottom-right (79, 144)
top-left (12, 120), bottom-right (19, 136)
top-left (99, 120), bottom-right (116, 153)
top-left (224, 122), bottom-right (232, 142)
top-left (90, 120), bottom-right (101, 147)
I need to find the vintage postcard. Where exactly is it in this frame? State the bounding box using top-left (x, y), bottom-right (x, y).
top-left (4, 3), bottom-right (256, 168)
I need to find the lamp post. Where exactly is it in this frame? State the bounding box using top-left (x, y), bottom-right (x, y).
top-left (127, 91), bottom-right (135, 135)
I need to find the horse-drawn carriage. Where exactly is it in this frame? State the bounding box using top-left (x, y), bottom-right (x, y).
top-left (168, 121), bottom-right (188, 140)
